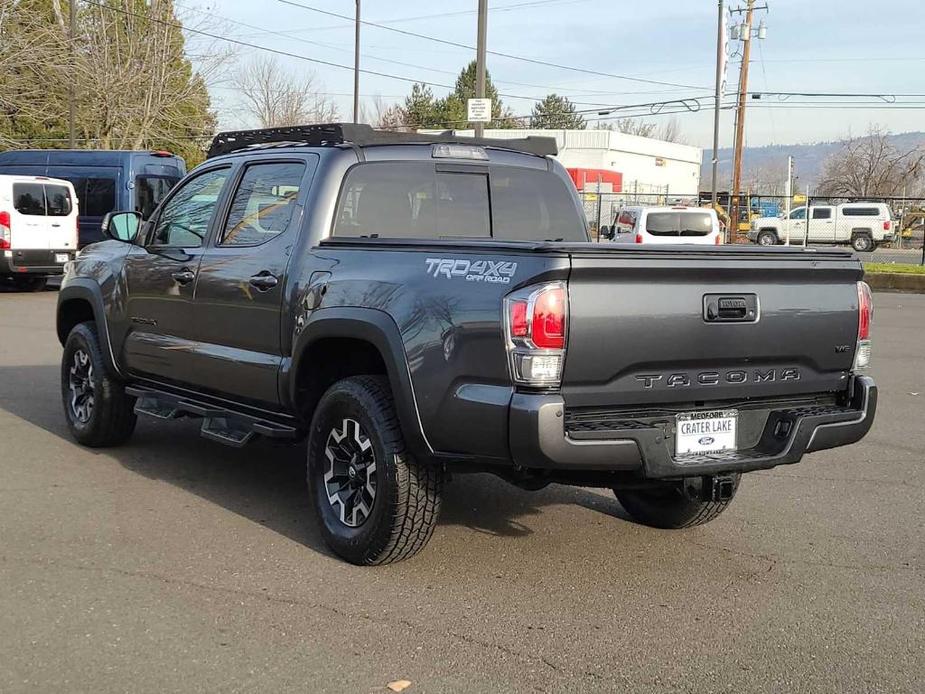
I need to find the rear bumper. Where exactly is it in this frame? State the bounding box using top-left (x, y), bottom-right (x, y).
top-left (0, 249), bottom-right (75, 276)
top-left (509, 376), bottom-right (877, 478)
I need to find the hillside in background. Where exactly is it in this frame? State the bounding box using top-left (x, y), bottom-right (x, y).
top-left (703, 131), bottom-right (925, 192)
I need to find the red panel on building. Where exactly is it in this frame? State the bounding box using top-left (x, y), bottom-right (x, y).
top-left (566, 167), bottom-right (623, 192)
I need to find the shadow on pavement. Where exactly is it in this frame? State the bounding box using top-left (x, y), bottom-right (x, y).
top-left (0, 364), bottom-right (629, 555)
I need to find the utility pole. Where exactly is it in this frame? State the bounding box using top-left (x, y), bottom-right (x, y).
top-left (474, 0), bottom-right (488, 138)
top-left (783, 155), bottom-right (793, 245)
top-left (353, 0), bottom-right (361, 123)
top-left (68, 0), bottom-right (76, 147)
top-left (729, 0), bottom-right (755, 240)
top-left (710, 0), bottom-right (725, 208)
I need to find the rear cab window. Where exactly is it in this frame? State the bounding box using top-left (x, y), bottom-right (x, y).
top-left (333, 161), bottom-right (586, 242)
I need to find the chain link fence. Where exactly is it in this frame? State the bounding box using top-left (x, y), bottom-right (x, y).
top-left (581, 190), bottom-right (925, 266)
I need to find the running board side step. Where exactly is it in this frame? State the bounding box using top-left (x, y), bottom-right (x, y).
top-left (125, 385), bottom-right (301, 447)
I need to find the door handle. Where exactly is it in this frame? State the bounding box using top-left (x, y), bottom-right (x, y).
top-left (171, 269), bottom-right (196, 285)
top-left (249, 273), bottom-right (278, 291)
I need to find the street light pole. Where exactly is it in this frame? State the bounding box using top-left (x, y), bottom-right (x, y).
top-left (710, 0), bottom-right (725, 208)
top-left (474, 0), bottom-right (488, 138)
top-left (353, 0), bottom-right (360, 123)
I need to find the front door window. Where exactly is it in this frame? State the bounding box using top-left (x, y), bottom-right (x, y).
top-left (150, 168), bottom-right (230, 247)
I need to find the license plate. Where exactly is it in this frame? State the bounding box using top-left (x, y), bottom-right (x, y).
top-left (55, 253), bottom-right (69, 263)
top-left (675, 410), bottom-right (738, 456)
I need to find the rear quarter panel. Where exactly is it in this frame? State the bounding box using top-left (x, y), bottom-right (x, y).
top-left (298, 243), bottom-right (568, 459)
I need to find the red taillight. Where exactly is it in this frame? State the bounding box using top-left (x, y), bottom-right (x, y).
top-left (883, 220), bottom-right (891, 231)
top-left (714, 234), bottom-right (721, 245)
top-left (531, 286), bottom-right (566, 349)
top-left (504, 282), bottom-right (568, 386)
top-left (857, 281), bottom-right (872, 340)
top-left (506, 287), bottom-right (566, 349)
top-left (634, 233), bottom-right (643, 244)
top-left (151, 150), bottom-right (174, 157)
top-left (510, 300), bottom-right (528, 338)
top-left (0, 211), bottom-right (11, 250)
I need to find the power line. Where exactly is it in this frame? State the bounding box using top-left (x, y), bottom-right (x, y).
top-left (81, 1), bottom-right (458, 89)
top-left (276, 0), bottom-right (712, 91)
top-left (177, 1), bottom-right (692, 105)
top-left (89, 0), bottom-right (649, 109)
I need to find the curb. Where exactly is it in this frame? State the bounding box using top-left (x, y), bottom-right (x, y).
top-left (865, 272), bottom-right (925, 293)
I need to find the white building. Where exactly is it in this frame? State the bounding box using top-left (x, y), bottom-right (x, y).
top-left (445, 128), bottom-right (703, 199)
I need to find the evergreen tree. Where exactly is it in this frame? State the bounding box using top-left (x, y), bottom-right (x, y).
top-left (402, 83), bottom-right (440, 128)
top-left (435, 61), bottom-right (517, 129)
top-left (530, 94), bottom-right (586, 130)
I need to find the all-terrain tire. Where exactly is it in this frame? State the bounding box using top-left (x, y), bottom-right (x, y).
top-left (307, 376), bottom-right (443, 565)
top-left (61, 322), bottom-right (137, 447)
top-left (756, 230), bottom-right (777, 246)
top-left (614, 474), bottom-right (741, 529)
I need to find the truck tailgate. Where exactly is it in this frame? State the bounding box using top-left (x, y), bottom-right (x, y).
top-left (562, 246), bottom-right (863, 407)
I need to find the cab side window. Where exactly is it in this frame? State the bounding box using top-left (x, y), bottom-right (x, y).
top-left (151, 168), bottom-right (230, 247)
top-left (221, 162), bottom-right (305, 246)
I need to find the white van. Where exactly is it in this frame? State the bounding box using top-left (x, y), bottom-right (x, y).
top-left (605, 206), bottom-right (722, 245)
top-left (0, 175), bottom-right (78, 290)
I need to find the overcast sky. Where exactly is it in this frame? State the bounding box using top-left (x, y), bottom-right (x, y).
top-left (200, 0), bottom-right (925, 148)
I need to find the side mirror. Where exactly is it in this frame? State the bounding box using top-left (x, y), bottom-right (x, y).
top-left (101, 211), bottom-right (141, 243)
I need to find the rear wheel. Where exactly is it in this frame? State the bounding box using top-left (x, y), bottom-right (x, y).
top-left (307, 376), bottom-right (443, 565)
top-left (756, 230), bottom-right (777, 246)
top-left (614, 475), bottom-right (740, 529)
top-left (61, 322), bottom-right (137, 447)
top-left (851, 233), bottom-right (874, 252)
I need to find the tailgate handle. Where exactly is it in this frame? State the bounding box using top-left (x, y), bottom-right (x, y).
top-left (704, 294), bottom-right (758, 323)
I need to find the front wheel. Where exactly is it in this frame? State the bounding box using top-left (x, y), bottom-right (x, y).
top-left (307, 376), bottom-right (443, 565)
top-left (756, 231), bottom-right (777, 246)
top-left (61, 322), bottom-right (137, 447)
top-left (614, 475), bottom-right (740, 529)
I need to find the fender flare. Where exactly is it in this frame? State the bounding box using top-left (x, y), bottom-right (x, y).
top-left (288, 307), bottom-right (433, 460)
top-left (56, 280), bottom-right (122, 377)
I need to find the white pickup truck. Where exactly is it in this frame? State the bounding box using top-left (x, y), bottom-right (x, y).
top-left (747, 202), bottom-right (894, 252)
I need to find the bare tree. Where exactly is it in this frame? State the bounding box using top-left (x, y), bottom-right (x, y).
top-left (359, 95), bottom-right (407, 130)
top-left (234, 55), bottom-right (338, 128)
top-left (817, 124), bottom-right (925, 197)
top-left (656, 117), bottom-right (685, 144)
top-left (744, 159), bottom-right (789, 196)
top-left (605, 117), bottom-right (684, 142)
top-left (613, 119), bottom-right (657, 138)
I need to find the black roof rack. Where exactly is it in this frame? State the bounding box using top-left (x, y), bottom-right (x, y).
top-left (206, 123), bottom-right (557, 159)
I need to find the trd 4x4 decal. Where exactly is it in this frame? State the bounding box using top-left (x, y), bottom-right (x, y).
top-left (425, 258), bottom-right (517, 284)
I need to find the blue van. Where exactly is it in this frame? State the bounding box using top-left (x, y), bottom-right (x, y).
top-left (0, 150), bottom-right (186, 247)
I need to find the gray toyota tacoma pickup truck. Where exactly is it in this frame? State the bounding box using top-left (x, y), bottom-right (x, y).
top-left (56, 124), bottom-right (877, 565)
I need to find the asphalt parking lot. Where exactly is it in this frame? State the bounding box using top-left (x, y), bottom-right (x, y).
top-left (0, 290), bottom-right (922, 693)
